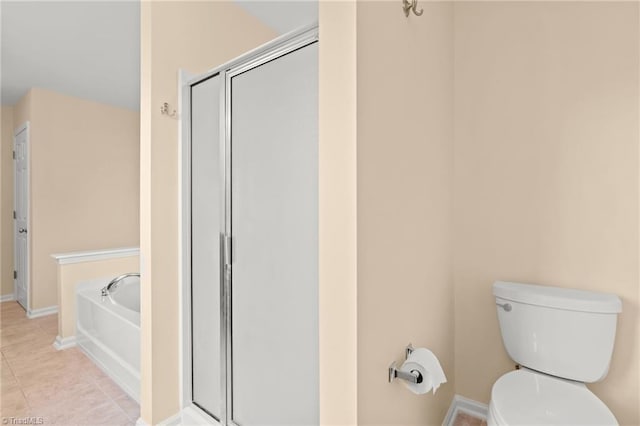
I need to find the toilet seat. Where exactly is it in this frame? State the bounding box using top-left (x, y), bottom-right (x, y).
top-left (489, 369), bottom-right (618, 425)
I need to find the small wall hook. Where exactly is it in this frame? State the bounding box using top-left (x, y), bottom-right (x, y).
top-left (402, 0), bottom-right (423, 17)
top-left (160, 102), bottom-right (177, 118)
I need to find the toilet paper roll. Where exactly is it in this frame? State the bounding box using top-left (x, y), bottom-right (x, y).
top-left (399, 348), bottom-right (447, 395)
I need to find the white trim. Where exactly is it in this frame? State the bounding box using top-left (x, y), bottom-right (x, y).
top-left (53, 335), bottom-right (77, 350)
top-left (158, 412), bottom-right (182, 426)
top-left (26, 305), bottom-right (58, 319)
top-left (0, 293), bottom-right (16, 302)
top-left (51, 247), bottom-right (140, 265)
top-left (185, 23), bottom-right (318, 88)
top-left (178, 67), bottom-right (195, 410)
top-left (443, 394), bottom-right (489, 426)
top-left (135, 412), bottom-right (182, 426)
top-left (14, 121), bottom-right (29, 136)
top-left (180, 405), bottom-right (221, 426)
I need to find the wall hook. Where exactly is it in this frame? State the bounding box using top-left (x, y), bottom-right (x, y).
top-left (402, 0), bottom-right (423, 17)
top-left (160, 102), bottom-right (178, 119)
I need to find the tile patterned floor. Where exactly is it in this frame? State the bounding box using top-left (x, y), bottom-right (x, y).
top-left (452, 411), bottom-right (488, 426)
top-left (0, 301), bottom-right (139, 425)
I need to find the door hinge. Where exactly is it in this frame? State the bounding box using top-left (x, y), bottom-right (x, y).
top-left (12, 150), bottom-right (16, 160)
top-left (14, 270), bottom-right (17, 279)
top-left (13, 210), bottom-right (16, 219)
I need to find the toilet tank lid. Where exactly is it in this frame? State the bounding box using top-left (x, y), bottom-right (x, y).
top-left (493, 281), bottom-right (622, 314)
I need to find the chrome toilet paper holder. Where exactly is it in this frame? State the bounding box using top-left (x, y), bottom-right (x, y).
top-left (388, 343), bottom-right (423, 384)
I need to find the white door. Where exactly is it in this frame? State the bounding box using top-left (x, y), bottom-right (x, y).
top-left (14, 124), bottom-right (29, 310)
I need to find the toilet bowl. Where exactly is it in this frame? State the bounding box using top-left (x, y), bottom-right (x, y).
top-left (490, 281), bottom-right (622, 426)
top-left (487, 369), bottom-right (618, 426)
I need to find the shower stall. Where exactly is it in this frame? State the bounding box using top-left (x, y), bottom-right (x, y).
top-left (180, 27), bottom-right (319, 426)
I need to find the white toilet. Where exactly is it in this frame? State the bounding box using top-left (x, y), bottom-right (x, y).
top-left (488, 281), bottom-right (622, 426)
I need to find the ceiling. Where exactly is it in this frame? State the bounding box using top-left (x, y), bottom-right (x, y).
top-left (0, 1), bottom-right (317, 112)
top-left (1, 1), bottom-right (141, 110)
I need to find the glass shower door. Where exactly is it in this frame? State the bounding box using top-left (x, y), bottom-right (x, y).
top-left (229, 41), bottom-right (319, 426)
top-left (190, 74), bottom-right (223, 421)
top-left (186, 27), bottom-right (319, 426)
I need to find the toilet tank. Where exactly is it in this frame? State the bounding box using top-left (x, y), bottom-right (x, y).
top-left (493, 281), bottom-right (622, 383)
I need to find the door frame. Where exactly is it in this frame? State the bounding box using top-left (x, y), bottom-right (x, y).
top-left (13, 121), bottom-right (30, 310)
top-left (179, 24), bottom-right (318, 426)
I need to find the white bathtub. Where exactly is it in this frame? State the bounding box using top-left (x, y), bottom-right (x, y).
top-left (76, 275), bottom-right (140, 402)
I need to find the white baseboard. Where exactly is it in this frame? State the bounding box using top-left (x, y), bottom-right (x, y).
top-left (135, 412), bottom-right (181, 426)
top-left (159, 412), bottom-right (182, 426)
top-left (180, 405), bottom-right (221, 425)
top-left (443, 394), bottom-right (489, 426)
top-left (0, 293), bottom-right (16, 302)
top-left (53, 335), bottom-right (77, 350)
top-left (27, 305), bottom-right (58, 319)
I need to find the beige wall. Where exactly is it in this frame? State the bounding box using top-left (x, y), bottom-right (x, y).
top-left (1, 106), bottom-right (15, 297)
top-left (139, 3), bottom-right (275, 423)
top-left (453, 2), bottom-right (639, 424)
top-left (13, 90), bottom-right (32, 132)
top-left (138, 2), bottom-right (639, 425)
top-left (19, 88), bottom-right (140, 311)
top-left (356, 2), bottom-right (454, 424)
top-left (13, 91), bottom-right (32, 148)
top-left (318, 2), bottom-right (359, 425)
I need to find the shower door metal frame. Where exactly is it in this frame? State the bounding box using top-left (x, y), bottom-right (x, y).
top-left (180, 24), bottom-right (318, 426)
